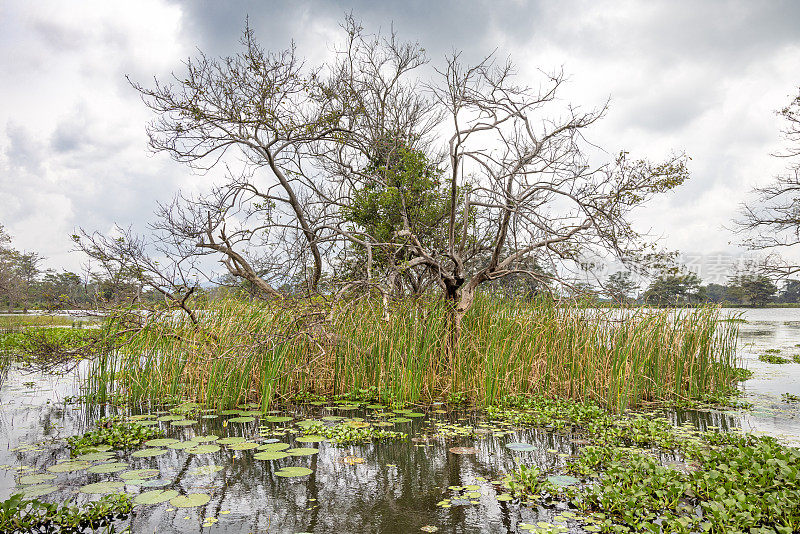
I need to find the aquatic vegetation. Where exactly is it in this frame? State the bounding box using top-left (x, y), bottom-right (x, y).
top-left (134, 489), bottom-right (179, 505)
top-left (299, 420), bottom-right (404, 445)
top-left (448, 446), bottom-right (477, 454)
top-left (169, 493), bottom-right (210, 508)
top-left (731, 366), bottom-right (753, 380)
top-left (66, 416), bottom-right (164, 455)
top-left (0, 315), bottom-right (91, 330)
top-left (569, 433), bottom-right (800, 533)
top-left (79, 481), bottom-right (126, 494)
top-left (0, 493), bottom-right (132, 533)
top-left (0, 327), bottom-right (104, 359)
top-left (275, 466), bottom-right (313, 477)
top-left (487, 395), bottom-right (608, 430)
top-left (505, 465), bottom-right (553, 498)
top-left (92, 296), bottom-right (740, 412)
top-left (758, 352), bottom-right (791, 364)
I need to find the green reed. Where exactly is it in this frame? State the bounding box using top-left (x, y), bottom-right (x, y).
top-left (90, 295), bottom-right (740, 411)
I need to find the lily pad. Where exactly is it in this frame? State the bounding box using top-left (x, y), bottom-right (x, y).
top-left (80, 481), bottom-right (126, 494)
top-left (129, 414), bottom-right (157, 421)
top-left (275, 466), bottom-right (313, 477)
top-left (132, 448), bottom-right (168, 458)
top-left (227, 441), bottom-right (259, 451)
top-left (505, 442), bottom-right (535, 452)
top-left (88, 462), bottom-right (129, 474)
top-left (167, 441), bottom-right (196, 450)
top-left (171, 419), bottom-right (197, 426)
top-left (135, 489), bottom-right (179, 505)
top-left (388, 417), bottom-right (412, 423)
top-left (449, 447), bottom-right (477, 455)
top-left (257, 442), bottom-right (290, 451)
top-left (140, 479), bottom-right (170, 487)
top-left (144, 438), bottom-right (179, 447)
top-left (18, 473), bottom-right (56, 485)
top-left (21, 484), bottom-right (58, 498)
top-left (47, 461), bottom-right (90, 473)
top-left (547, 475), bottom-right (580, 487)
top-left (287, 447), bottom-right (318, 456)
top-left (295, 435), bottom-right (324, 443)
top-left (496, 493), bottom-right (513, 501)
top-left (296, 420), bottom-right (318, 428)
top-left (120, 469), bottom-right (160, 480)
top-left (188, 465), bottom-right (224, 476)
top-left (253, 451), bottom-right (289, 461)
top-left (263, 416), bottom-right (292, 423)
top-left (227, 416), bottom-right (255, 423)
top-left (170, 493), bottom-right (211, 508)
top-left (158, 415), bottom-right (184, 421)
top-left (76, 452), bottom-right (115, 462)
top-left (216, 436), bottom-right (247, 445)
top-left (191, 435), bottom-right (219, 442)
top-left (345, 421), bottom-right (371, 428)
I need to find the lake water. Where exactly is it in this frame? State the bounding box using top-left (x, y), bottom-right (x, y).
top-left (2, 308), bottom-right (800, 533)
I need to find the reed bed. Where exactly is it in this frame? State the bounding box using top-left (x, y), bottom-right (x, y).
top-left (89, 296), bottom-right (740, 411)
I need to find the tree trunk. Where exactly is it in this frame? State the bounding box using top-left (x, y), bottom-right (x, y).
top-left (443, 282), bottom-right (476, 358)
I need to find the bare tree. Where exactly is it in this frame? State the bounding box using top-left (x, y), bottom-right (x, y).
top-left (110, 18), bottom-right (690, 344)
top-left (74, 227), bottom-right (205, 326)
top-left (129, 21), bottom-right (354, 293)
top-left (736, 87), bottom-right (800, 276)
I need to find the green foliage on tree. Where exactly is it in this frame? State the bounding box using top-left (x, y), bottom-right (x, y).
top-left (642, 272), bottom-right (705, 307)
top-left (604, 271), bottom-right (639, 303)
top-left (727, 273), bottom-right (777, 307)
top-left (339, 138), bottom-right (469, 291)
top-left (778, 279), bottom-right (800, 303)
top-left (343, 139), bottom-right (448, 246)
top-left (703, 283), bottom-right (730, 304)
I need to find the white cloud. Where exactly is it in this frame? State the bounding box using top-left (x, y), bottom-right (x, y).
top-left (0, 0), bottom-right (799, 279)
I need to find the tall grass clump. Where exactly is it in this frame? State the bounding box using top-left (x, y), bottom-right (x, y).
top-left (91, 295), bottom-right (740, 411)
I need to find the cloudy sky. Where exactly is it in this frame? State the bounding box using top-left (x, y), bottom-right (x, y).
top-left (1, 0), bottom-right (799, 283)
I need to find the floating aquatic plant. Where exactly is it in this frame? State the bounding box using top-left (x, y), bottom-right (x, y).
top-left (0, 492), bottom-right (132, 533)
top-left (134, 489), bottom-right (179, 505)
top-left (169, 493), bottom-right (211, 508)
top-left (275, 466), bottom-right (313, 478)
top-left (66, 416), bottom-right (163, 456)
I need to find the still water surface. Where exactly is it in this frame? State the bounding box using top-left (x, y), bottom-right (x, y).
top-left (2, 308), bottom-right (800, 533)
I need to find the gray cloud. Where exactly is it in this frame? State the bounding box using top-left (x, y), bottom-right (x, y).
top-left (1, 0), bottom-right (799, 274)
top-left (4, 123), bottom-right (45, 175)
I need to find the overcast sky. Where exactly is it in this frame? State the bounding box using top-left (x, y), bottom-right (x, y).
top-left (1, 0), bottom-right (799, 283)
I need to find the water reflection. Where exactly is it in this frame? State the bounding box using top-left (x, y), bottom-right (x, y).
top-left (3, 308), bottom-right (800, 532)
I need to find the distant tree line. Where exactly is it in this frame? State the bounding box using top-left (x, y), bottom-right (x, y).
top-left (601, 269), bottom-right (791, 307)
top-left (0, 223), bottom-right (153, 312)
